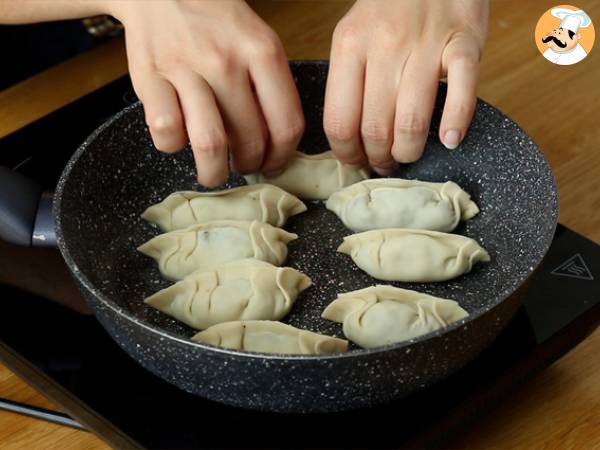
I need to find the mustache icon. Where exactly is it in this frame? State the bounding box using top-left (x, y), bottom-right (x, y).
top-left (542, 35), bottom-right (567, 48)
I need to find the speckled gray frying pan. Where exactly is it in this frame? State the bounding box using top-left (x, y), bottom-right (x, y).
top-left (43, 61), bottom-right (557, 413)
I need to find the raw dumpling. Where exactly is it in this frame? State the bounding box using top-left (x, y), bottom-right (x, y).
top-left (138, 220), bottom-right (297, 280)
top-left (145, 259), bottom-right (312, 330)
top-left (326, 178), bottom-right (479, 232)
top-left (322, 285), bottom-right (468, 348)
top-left (141, 184), bottom-right (306, 231)
top-left (191, 320), bottom-right (348, 355)
top-left (337, 229), bottom-right (490, 282)
top-left (244, 151), bottom-right (369, 200)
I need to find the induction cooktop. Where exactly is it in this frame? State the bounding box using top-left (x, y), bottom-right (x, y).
top-left (0, 76), bottom-right (598, 449)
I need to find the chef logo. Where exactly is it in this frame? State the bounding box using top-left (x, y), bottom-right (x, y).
top-left (535, 5), bottom-right (595, 65)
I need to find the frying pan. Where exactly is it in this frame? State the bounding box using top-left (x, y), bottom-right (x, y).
top-left (0, 61), bottom-right (557, 413)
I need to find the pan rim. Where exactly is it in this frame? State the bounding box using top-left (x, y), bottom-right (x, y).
top-left (54, 61), bottom-right (558, 361)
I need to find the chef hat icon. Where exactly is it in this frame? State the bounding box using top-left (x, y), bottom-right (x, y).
top-left (551, 8), bottom-right (592, 33)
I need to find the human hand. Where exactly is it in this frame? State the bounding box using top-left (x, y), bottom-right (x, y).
top-left (109, 0), bottom-right (304, 187)
top-left (323, 0), bottom-right (488, 175)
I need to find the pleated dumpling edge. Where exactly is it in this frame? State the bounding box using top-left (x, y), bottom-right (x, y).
top-left (141, 184), bottom-right (307, 231)
top-left (322, 285), bottom-right (469, 348)
top-left (191, 320), bottom-right (349, 355)
top-left (137, 220), bottom-right (298, 280)
top-left (244, 151), bottom-right (369, 200)
top-left (326, 178), bottom-right (480, 232)
top-left (337, 228), bottom-right (490, 282)
top-left (144, 259), bottom-right (312, 330)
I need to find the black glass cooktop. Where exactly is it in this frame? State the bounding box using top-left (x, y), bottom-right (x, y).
top-left (1, 225), bottom-right (599, 448)
top-left (0, 76), bottom-right (599, 449)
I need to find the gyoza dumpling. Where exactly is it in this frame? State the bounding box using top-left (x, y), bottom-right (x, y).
top-left (191, 320), bottom-right (348, 355)
top-left (138, 220), bottom-right (297, 280)
top-left (244, 151), bottom-right (369, 200)
top-left (322, 285), bottom-right (468, 348)
top-left (141, 184), bottom-right (306, 231)
top-left (326, 178), bottom-right (479, 232)
top-left (145, 259), bottom-right (312, 330)
top-left (337, 229), bottom-right (490, 282)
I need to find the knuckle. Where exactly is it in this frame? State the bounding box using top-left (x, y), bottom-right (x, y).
top-left (147, 113), bottom-right (182, 134)
top-left (204, 51), bottom-right (235, 76)
top-left (375, 25), bottom-right (401, 52)
top-left (138, 54), bottom-right (186, 80)
top-left (395, 114), bottom-right (429, 136)
top-left (271, 121), bottom-right (305, 146)
top-left (324, 118), bottom-right (357, 143)
top-left (446, 38), bottom-right (480, 67)
top-left (163, 55), bottom-right (187, 74)
top-left (129, 60), bottom-right (158, 81)
top-left (332, 21), bottom-right (363, 51)
top-left (190, 129), bottom-right (227, 155)
top-left (249, 29), bottom-right (284, 60)
top-left (361, 120), bottom-right (392, 145)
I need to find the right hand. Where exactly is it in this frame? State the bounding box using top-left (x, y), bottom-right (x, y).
top-left (323, 0), bottom-right (487, 175)
top-left (109, 0), bottom-right (305, 187)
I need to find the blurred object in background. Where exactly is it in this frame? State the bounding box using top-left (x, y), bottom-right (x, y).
top-left (0, 17), bottom-right (121, 90)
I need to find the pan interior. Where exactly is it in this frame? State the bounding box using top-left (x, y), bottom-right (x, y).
top-left (56, 62), bottom-right (557, 351)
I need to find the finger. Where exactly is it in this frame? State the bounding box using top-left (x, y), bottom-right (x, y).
top-left (249, 42), bottom-right (305, 177)
top-left (360, 58), bottom-right (398, 175)
top-left (171, 72), bottom-right (228, 187)
top-left (392, 55), bottom-right (439, 163)
top-left (208, 71), bottom-right (266, 175)
top-left (439, 37), bottom-right (480, 150)
top-left (130, 71), bottom-right (187, 153)
top-left (323, 33), bottom-right (367, 168)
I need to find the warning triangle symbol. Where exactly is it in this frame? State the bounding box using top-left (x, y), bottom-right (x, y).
top-left (551, 253), bottom-right (594, 281)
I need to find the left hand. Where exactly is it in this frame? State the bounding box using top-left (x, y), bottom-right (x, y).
top-left (323, 0), bottom-right (488, 175)
top-left (109, 0), bottom-right (304, 187)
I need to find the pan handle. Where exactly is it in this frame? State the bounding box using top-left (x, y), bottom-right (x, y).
top-left (0, 166), bottom-right (57, 248)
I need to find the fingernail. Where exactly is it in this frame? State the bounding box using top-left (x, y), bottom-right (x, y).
top-left (443, 130), bottom-right (461, 150)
